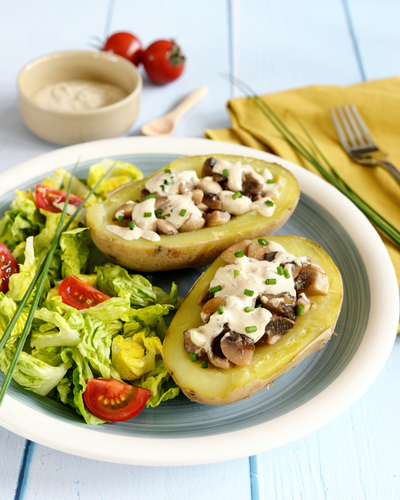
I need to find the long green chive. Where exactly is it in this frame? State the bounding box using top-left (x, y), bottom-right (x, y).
top-left (189, 352), bottom-right (197, 362)
top-left (244, 289), bottom-right (254, 296)
top-left (144, 212), bottom-right (152, 218)
top-left (217, 306), bottom-right (224, 315)
top-left (265, 278), bottom-right (277, 285)
top-left (224, 75), bottom-right (400, 249)
top-left (179, 209), bottom-right (187, 217)
top-left (245, 326), bottom-right (257, 334)
top-left (234, 270), bottom-right (240, 276)
top-left (297, 304), bottom-right (305, 317)
top-left (146, 194), bottom-right (157, 199)
top-left (222, 168), bottom-right (228, 178)
top-left (284, 269), bottom-right (291, 279)
top-left (232, 191), bottom-right (242, 200)
top-left (265, 200), bottom-right (274, 207)
top-left (234, 251), bottom-right (244, 258)
top-left (117, 215), bottom-right (124, 222)
top-left (129, 221), bottom-right (135, 230)
top-left (258, 238), bottom-right (268, 246)
top-left (277, 266), bottom-right (284, 275)
top-left (210, 285), bottom-right (222, 294)
top-left (201, 360), bottom-right (208, 369)
top-left (267, 179), bottom-right (275, 184)
top-left (245, 306), bottom-right (254, 312)
top-left (164, 169), bottom-right (171, 174)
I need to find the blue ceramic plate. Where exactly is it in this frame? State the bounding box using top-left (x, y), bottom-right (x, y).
top-left (0, 138), bottom-right (397, 465)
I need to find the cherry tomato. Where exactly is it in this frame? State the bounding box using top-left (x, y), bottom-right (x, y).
top-left (0, 242), bottom-right (19, 294)
top-left (143, 40), bottom-right (185, 85)
top-left (103, 32), bottom-right (143, 66)
top-left (35, 185), bottom-right (84, 214)
top-left (58, 275), bottom-right (110, 310)
top-left (84, 378), bottom-right (150, 421)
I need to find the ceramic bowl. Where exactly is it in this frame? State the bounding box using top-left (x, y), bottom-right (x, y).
top-left (18, 50), bottom-right (142, 145)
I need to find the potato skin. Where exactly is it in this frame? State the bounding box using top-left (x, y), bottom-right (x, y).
top-left (163, 236), bottom-right (343, 405)
top-left (87, 155), bottom-right (299, 272)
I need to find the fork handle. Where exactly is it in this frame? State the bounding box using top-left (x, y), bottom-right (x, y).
top-left (379, 161), bottom-right (400, 186)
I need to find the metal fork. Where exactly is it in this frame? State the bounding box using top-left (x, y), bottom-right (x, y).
top-left (329, 103), bottom-right (400, 185)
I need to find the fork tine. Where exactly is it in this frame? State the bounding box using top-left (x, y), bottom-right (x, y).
top-left (329, 108), bottom-right (351, 152)
top-left (336, 106), bottom-right (357, 147)
top-left (343, 104), bottom-right (364, 145)
top-left (349, 104), bottom-right (375, 147)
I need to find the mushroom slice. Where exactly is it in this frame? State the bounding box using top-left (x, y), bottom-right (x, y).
top-left (208, 331), bottom-right (235, 369)
top-left (264, 315), bottom-right (295, 344)
top-left (178, 181), bottom-right (195, 194)
top-left (242, 174), bottom-right (264, 195)
top-left (156, 219), bottom-right (178, 235)
top-left (184, 330), bottom-right (206, 358)
top-left (260, 293), bottom-right (296, 321)
top-left (204, 210), bottom-right (231, 227)
top-left (197, 286), bottom-right (213, 306)
top-left (202, 157), bottom-right (217, 177)
top-left (203, 193), bottom-right (222, 211)
top-left (141, 188), bottom-right (151, 200)
top-left (201, 297), bottom-right (226, 323)
top-left (155, 196), bottom-right (169, 210)
top-left (220, 332), bottom-right (255, 366)
top-left (295, 258), bottom-right (329, 296)
top-left (196, 178), bottom-right (222, 195)
top-left (220, 239), bottom-right (252, 264)
top-left (248, 241), bottom-right (278, 261)
top-left (295, 293), bottom-right (311, 316)
top-left (112, 201), bottom-right (137, 220)
top-left (191, 189), bottom-right (204, 205)
top-left (179, 213), bottom-right (206, 232)
top-left (197, 202), bottom-right (209, 212)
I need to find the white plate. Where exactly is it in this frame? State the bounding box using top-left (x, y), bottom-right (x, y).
top-left (0, 137), bottom-right (398, 466)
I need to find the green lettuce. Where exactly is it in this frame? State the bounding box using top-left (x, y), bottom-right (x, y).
top-left (133, 358), bottom-right (180, 407)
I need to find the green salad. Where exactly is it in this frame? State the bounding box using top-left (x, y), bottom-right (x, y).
top-left (0, 159), bottom-right (181, 424)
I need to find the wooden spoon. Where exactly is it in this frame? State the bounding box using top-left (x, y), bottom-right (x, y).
top-left (141, 86), bottom-right (209, 136)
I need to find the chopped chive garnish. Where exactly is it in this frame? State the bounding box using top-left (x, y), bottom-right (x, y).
top-left (245, 326), bottom-right (257, 334)
top-left (179, 209), bottom-right (187, 217)
top-left (164, 179), bottom-right (169, 185)
top-left (267, 179), bottom-right (275, 184)
top-left (258, 238), bottom-right (268, 246)
top-left (222, 168), bottom-right (228, 177)
top-left (217, 306), bottom-right (224, 315)
top-left (265, 278), bottom-right (277, 285)
top-left (146, 194), bottom-right (157, 199)
top-left (163, 213), bottom-right (171, 219)
top-left (155, 209), bottom-right (162, 219)
top-left (129, 221), bottom-right (135, 230)
top-left (210, 285), bottom-right (222, 294)
top-left (144, 212), bottom-right (152, 218)
top-left (265, 200), bottom-right (274, 207)
top-left (201, 360), bottom-right (208, 369)
top-left (117, 215), bottom-right (124, 222)
top-left (135, 200), bottom-right (140, 203)
top-left (284, 269), bottom-right (291, 279)
top-left (160, 184), bottom-right (166, 191)
top-left (277, 266), bottom-right (284, 275)
top-left (256, 304), bottom-right (263, 308)
top-left (232, 191), bottom-right (242, 200)
top-left (170, 176), bottom-right (175, 183)
top-left (244, 289), bottom-right (254, 297)
top-left (189, 352), bottom-right (197, 362)
top-left (234, 270), bottom-right (240, 276)
top-left (164, 169), bottom-right (171, 174)
top-left (297, 305), bottom-right (305, 317)
top-left (245, 306), bottom-right (254, 312)
top-left (234, 251), bottom-right (245, 258)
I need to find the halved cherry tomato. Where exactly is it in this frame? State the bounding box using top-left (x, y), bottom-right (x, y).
top-left (0, 242), bottom-right (19, 294)
top-left (58, 275), bottom-right (110, 310)
top-left (35, 185), bottom-right (85, 214)
top-left (84, 378), bottom-right (150, 421)
top-left (103, 32), bottom-right (143, 66)
top-left (143, 40), bottom-right (185, 85)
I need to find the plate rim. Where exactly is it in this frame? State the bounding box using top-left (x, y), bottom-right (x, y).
top-left (0, 136), bottom-right (398, 465)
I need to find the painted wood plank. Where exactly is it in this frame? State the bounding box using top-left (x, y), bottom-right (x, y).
top-left (19, 447), bottom-right (251, 500)
top-left (109, 0), bottom-right (232, 138)
top-left (0, 427), bottom-right (28, 499)
top-left (231, 0), bottom-right (362, 96)
top-left (347, 0), bottom-right (400, 80)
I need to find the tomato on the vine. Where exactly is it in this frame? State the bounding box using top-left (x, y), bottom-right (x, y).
top-left (103, 32), bottom-right (143, 66)
top-left (143, 40), bottom-right (185, 85)
top-left (35, 185), bottom-right (84, 214)
top-left (84, 378), bottom-right (150, 421)
top-left (0, 242), bottom-right (19, 294)
top-left (58, 275), bottom-right (110, 310)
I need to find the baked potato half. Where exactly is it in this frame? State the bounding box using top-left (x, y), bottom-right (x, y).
top-left (163, 235), bottom-right (343, 405)
top-left (86, 155), bottom-right (299, 272)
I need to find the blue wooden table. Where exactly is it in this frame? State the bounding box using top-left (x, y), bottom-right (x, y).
top-left (1, 1), bottom-right (400, 499)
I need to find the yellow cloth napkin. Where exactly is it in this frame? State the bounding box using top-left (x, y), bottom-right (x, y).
top-left (205, 78), bottom-right (400, 305)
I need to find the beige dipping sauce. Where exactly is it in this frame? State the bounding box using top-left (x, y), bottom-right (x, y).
top-left (32, 79), bottom-right (128, 112)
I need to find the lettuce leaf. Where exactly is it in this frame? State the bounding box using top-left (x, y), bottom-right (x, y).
top-left (87, 159), bottom-right (142, 200)
top-left (133, 358), bottom-right (180, 407)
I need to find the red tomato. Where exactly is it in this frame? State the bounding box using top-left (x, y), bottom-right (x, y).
top-left (143, 40), bottom-right (185, 85)
top-left (35, 185), bottom-right (84, 214)
top-left (58, 275), bottom-right (110, 310)
top-left (0, 242), bottom-right (19, 294)
top-left (84, 378), bottom-right (150, 421)
top-left (103, 32), bottom-right (143, 66)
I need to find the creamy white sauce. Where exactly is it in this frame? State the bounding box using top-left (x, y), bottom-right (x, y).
top-left (161, 193), bottom-right (203, 229)
top-left (32, 79), bottom-right (128, 112)
top-left (106, 224), bottom-right (160, 242)
top-left (145, 170), bottom-right (200, 197)
top-left (131, 198), bottom-right (157, 232)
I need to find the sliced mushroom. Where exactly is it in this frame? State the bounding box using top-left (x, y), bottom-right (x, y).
top-left (178, 181), bottom-right (195, 194)
top-left (220, 332), bottom-right (255, 366)
top-left (201, 297), bottom-right (226, 323)
top-left (295, 293), bottom-right (311, 316)
top-left (197, 286), bottom-right (213, 306)
top-left (184, 330), bottom-right (206, 358)
top-left (156, 219), bottom-right (179, 235)
top-left (204, 210), bottom-right (231, 227)
top-left (141, 188), bottom-right (151, 200)
top-left (196, 178), bottom-right (222, 195)
top-left (213, 172), bottom-right (225, 183)
top-left (208, 330), bottom-right (235, 369)
top-left (197, 202), bottom-right (209, 212)
top-left (242, 174), bottom-right (264, 195)
top-left (112, 201), bottom-right (137, 220)
top-left (179, 213), bottom-right (206, 232)
top-left (295, 258), bottom-right (329, 296)
top-left (202, 193), bottom-right (222, 211)
top-left (220, 239), bottom-right (252, 264)
top-left (202, 157), bottom-right (217, 177)
top-left (247, 240), bottom-right (277, 261)
top-left (191, 189), bottom-right (204, 205)
top-left (283, 262), bottom-right (302, 279)
top-left (260, 293), bottom-right (296, 321)
top-left (155, 196), bottom-right (169, 210)
top-left (264, 315), bottom-right (295, 344)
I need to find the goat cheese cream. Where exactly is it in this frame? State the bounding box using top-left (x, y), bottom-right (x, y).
top-left (32, 80), bottom-right (128, 112)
